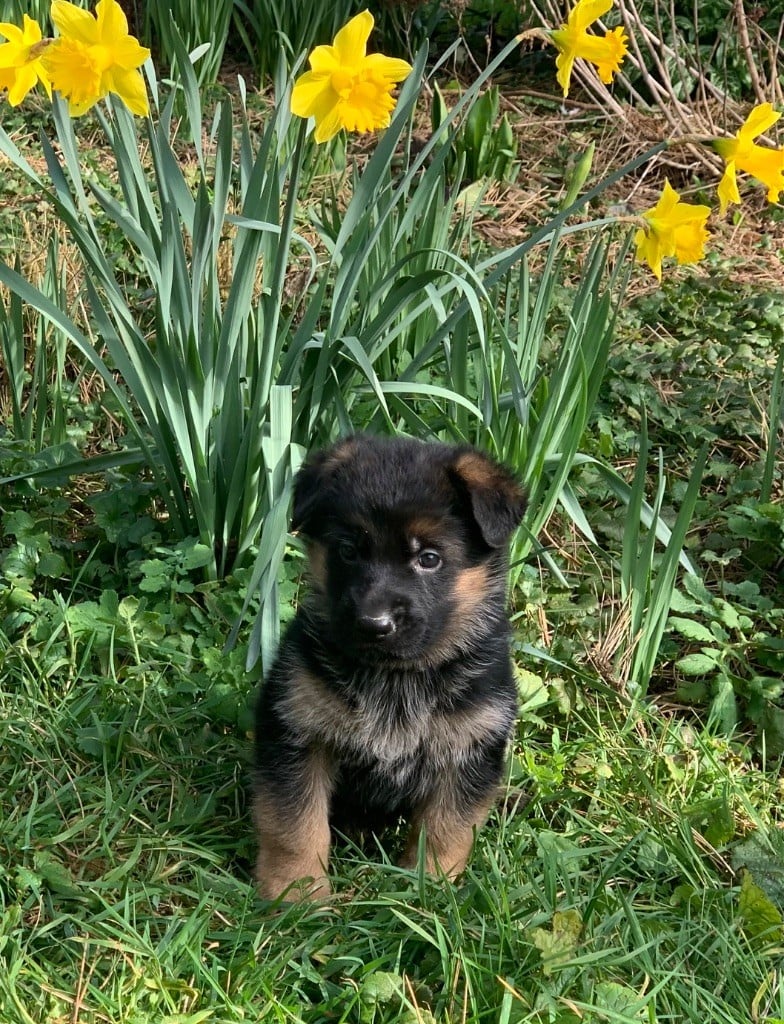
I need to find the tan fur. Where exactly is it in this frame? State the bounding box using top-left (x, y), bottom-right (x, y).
top-left (452, 450), bottom-right (497, 490)
top-left (424, 564), bottom-right (496, 665)
top-left (405, 517), bottom-right (445, 544)
top-left (277, 665), bottom-right (349, 747)
top-left (452, 564), bottom-right (490, 619)
top-left (256, 437), bottom-right (523, 901)
top-left (254, 747), bottom-right (333, 900)
top-left (400, 790), bottom-right (496, 877)
top-left (452, 450), bottom-right (521, 510)
top-left (426, 701), bottom-right (512, 756)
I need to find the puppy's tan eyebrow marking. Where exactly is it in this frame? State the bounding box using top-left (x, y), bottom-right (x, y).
top-left (405, 517), bottom-right (444, 547)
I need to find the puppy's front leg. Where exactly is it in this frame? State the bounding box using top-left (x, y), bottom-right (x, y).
top-left (253, 746), bottom-right (333, 900)
top-left (400, 788), bottom-right (496, 879)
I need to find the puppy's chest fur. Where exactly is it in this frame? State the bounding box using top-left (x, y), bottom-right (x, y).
top-left (277, 652), bottom-right (512, 774)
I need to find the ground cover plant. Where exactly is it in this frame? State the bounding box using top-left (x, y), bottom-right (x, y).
top-left (0, 1), bottom-right (783, 1022)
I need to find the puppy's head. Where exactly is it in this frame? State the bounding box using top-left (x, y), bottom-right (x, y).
top-left (292, 435), bottom-right (525, 664)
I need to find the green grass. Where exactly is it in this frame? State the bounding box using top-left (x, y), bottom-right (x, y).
top-left (2, 621), bottom-right (783, 1024)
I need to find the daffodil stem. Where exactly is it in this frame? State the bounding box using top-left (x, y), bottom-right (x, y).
top-left (664, 134), bottom-right (716, 147)
top-left (614, 213), bottom-right (652, 232)
top-left (516, 27), bottom-right (553, 47)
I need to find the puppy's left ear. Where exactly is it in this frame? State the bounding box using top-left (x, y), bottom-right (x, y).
top-left (292, 435), bottom-right (359, 537)
top-left (449, 449), bottom-right (526, 548)
top-left (291, 452), bottom-right (329, 537)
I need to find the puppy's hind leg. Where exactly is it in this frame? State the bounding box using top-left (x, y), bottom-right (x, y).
top-left (253, 747), bottom-right (333, 901)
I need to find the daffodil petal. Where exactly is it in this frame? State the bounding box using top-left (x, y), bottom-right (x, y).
top-left (655, 179), bottom-right (680, 213)
top-left (292, 11), bottom-right (407, 142)
top-left (291, 70), bottom-right (333, 117)
top-left (550, 2), bottom-right (626, 96)
top-left (554, 47), bottom-right (575, 96)
top-left (571, 0), bottom-right (613, 33)
top-left (22, 13), bottom-right (43, 37)
top-left (313, 103), bottom-right (345, 143)
top-left (308, 44), bottom-right (339, 73)
top-left (43, 36), bottom-right (103, 113)
top-left (574, 28), bottom-right (627, 82)
top-left (96, 0), bottom-right (130, 41)
top-left (637, 178), bottom-right (711, 278)
top-left (7, 63), bottom-right (37, 104)
top-left (66, 93), bottom-right (98, 116)
top-left (106, 65), bottom-right (148, 115)
top-left (717, 163), bottom-right (739, 214)
top-left (333, 10), bottom-right (373, 66)
top-left (634, 225), bottom-right (663, 281)
top-left (0, 44), bottom-right (20, 69)
top-left (737, 144), bottom-right (784, 200)
top-left (595, 27), bottom-right (628, 81)
top-left (0, 22), bottom-right (23, 44)
top-left (108, 34), bottom-right (150, 69)
top-left (51, 0), bottom-right (99, 45)
top-left (363, 53), bottom-right (413, 81)
top-left (741, 102), bottom-right (780, 141)
top-left (673, 221), bottom-right (710, 264)
top-left (0, 15), bottom-right (49, 98)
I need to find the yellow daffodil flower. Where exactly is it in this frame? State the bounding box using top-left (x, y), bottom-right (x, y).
top-left (291, 10), bottom-right (412, 144)
top-left (550, 0), bottom-right (628, 98)
top-left (0, 15), bottom-right (51, 106)
top-left (633, 180), bottom-right (711, 281)
top-left (43, 0), bottom-right (150, 117)
top-left (713, 103), bottom-right (784, 214)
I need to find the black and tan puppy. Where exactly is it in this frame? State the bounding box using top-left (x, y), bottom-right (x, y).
top-left (253, 434), bottom-right (525, 899)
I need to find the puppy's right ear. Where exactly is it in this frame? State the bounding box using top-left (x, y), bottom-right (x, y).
top-left (291, 436), bottom-right (359, 537)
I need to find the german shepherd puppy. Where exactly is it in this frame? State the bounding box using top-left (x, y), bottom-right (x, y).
top-left (253, 434), bottom-right (525, 899)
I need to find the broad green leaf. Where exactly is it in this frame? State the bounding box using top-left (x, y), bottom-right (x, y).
top-left (594, 980), bottom-right (646, 1020)
top-left (738, 870), bottom-right (783, 942)
top-left (709, 674), bottom-right (738, 733)
top-left (668, 616), bottom-right (716, 643)
top-left (676, 652), bottom-right (720, 675)
top-left (530, 908), bottom-right (582, 975)
top-left (732, 834), bottom-right (784, 906)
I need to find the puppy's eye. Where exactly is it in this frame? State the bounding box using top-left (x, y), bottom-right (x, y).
top-left (416, 550), bottom-right (441, 571)
top-left (338, 540), bottom-right (358, 563)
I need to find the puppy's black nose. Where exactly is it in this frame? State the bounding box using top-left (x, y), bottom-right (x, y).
top-left (357, 613), bottom-right (396, 637)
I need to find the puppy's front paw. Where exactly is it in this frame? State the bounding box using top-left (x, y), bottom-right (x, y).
top-left (256, 850), bottom-right (331, 902)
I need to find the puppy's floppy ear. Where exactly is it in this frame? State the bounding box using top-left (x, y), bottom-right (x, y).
top-left (449, 448), bottom-right (526, 548)
top-left (292, 436), bottom-right (359, 536)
